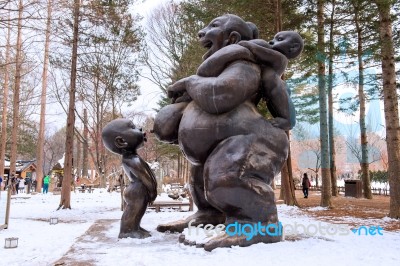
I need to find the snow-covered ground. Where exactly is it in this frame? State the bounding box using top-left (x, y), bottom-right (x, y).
top-left (0, 189), bottom-right (399, 266)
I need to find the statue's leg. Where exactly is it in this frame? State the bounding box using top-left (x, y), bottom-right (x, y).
top-left (119, 181), bottom-right (151, 239)
top-left (157, 164), bottom-right (225, 233)
top-left (202, 135), bottom-right (286, 250)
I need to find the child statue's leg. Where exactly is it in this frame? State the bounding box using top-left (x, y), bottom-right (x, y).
top-left (119, 181), bottom-right (151, 239)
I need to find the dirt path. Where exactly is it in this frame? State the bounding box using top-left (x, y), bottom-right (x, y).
top-left (276, 189), bottom-right (400, 231)
top-left (54, 219), bottom-right (118, 266)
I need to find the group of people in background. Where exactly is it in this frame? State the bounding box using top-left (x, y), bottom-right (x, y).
top-left (3, 172), bottom-right (313, 198)
top-left (0, 175), bottom-right (26, 193)
top-left (0, 174), bottom-right (50, 194)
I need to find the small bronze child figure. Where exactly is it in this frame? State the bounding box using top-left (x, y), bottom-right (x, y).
top-left (102, 118), bottom-right (157, 238)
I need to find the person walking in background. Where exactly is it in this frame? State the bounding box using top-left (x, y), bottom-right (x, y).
top-left (19, 177), bottom-right (25, 193)
top-left (43, 175), bottom-right (50, 194)
top-left (302, 173), bottom-right (311, 198)
top-left (15, 176), bottom-right (20, 194)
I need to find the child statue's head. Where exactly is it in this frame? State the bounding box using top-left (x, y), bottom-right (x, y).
top-left (270, 31), bottom-right (303, 59)
top-left (102, 118), bottom-right (146, 155)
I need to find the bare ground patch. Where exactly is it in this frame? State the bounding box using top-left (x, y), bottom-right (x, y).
top-left (276, 189), bottom-right (400, 231)
top-left (53, 219), bottom-right (119, 266)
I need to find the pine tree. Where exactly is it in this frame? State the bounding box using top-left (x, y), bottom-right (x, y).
top-left (317, 0), bottom-right (332, 207)
top-left (373, 0), bottom-right (400, 219)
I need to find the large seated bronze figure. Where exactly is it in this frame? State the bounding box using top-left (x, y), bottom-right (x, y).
top-left (153, 14), bottom-right (302, 251)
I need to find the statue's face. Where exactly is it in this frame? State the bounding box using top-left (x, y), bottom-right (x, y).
top-left (270, 31), bottom-right (302, 59)
top-left (118, 120), bottom-right (146, 150)
top-left (198, 15), bottom-right (231, 60)
top-left (102, 119), bottom-right (146, 154)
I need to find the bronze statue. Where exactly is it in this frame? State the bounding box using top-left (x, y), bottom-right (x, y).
top-left (153, 14), bottom-right (303, 250)
top-left (102, 118), bottom-right (157, 238)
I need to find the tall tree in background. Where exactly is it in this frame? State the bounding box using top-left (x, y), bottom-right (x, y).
top-left (327, 0), bottom-right (338, 196)
top-left (143, 2), bottom-right (198, 170)
top-left (82, 108), bottom-right (89, 178)
top-left (0, 9), bottom-right (12, 181)
top-left (317, 0), bottom-right (332, 207)
top-left (51, 0), bottom-right (143, 188)
top-left (76, 0), bottom-right (143, 186)
top-left (374, 0), bottom-right (400, 218)
top-left (352, 0), bottom-right (372, 199)
top-left (75, 137), bottom-right (81, 177)
top-left (59, 0), bottom-right (80, 209)
top-left (143, 2), bottom-right (201, 92)
top-left (9, 0), bottom-right (24, 180)
top-left (36, 0), bottom-right (53, 192)
top-left (274, 0), bottom-right (298, 206)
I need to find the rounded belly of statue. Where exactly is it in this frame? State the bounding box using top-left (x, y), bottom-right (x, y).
top-left (178, 101), bottom-right (260, 164)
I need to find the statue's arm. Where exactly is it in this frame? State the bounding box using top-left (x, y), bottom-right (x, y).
top-left (153, 102), bottom-right (188, 144)
top-left (170, 61), bottom-right (260, 114)
top-left (238, 40), bottom-right (288, 76)
top-left (196, 44), bottom-right (255, 77)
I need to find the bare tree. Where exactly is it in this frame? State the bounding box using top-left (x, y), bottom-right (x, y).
top-left (0, 8), bottom-right (12, 182)
top-left (142, 2), bottom-right (201, 92)
top-left (36, 0), bottom-right (52, 192)
top-left (58, 0), bottom-right (80, 210)
top-left (81, 108), bottom-right (88, 178)
top-left (293, 125), bottom-right (322, 187)
top-left (9, 0), bottom-right (24, 179)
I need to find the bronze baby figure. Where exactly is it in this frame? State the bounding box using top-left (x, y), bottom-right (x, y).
top-left (102, 118), bottom-right (157, 238)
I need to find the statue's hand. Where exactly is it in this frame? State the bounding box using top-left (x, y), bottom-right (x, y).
top-left (237, 40), bottom-right (253, 50)
top-left (238, 40), bottom-right (264, 55)
top-left (175, 92), bottom-right (192, 103)
top-left (270, 117), bottom-right (291, 131)
top-left (167, 76), bottom-right (193, 103)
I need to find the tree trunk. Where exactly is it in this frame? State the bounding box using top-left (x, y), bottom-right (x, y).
top-left (279, 178), bottom-right (285, 200)
top-left (75, 137), bottom-right (81, 177)
top-left (317, 0), bottom-right (332, 207)
top-left (59, 0), bottom-right (80, 210)
top-left (274, 0), bottom-right (282, 33)
top-left (9, 0), bottom-right (24, 179)
top-left (36, 0), bottom-right (52, 193)
top-left (274, 0), bottom-right (297, 205)
top-left (0, 10), bottom-right (12, 181)
top-left (328, 0), bottom-right (338, 196)
top-left (354, 3), bottom-right (372, 199)
top-left (280, 162), bottom-right (292, 204)
top-left (374, 0), bottom-right (400, 218)
top-left (282, 140), bottom-right (299, 206)
top-left (82, 108), bottom-right (89, 178)
top-left (280, 132), bottom-right (298, 205)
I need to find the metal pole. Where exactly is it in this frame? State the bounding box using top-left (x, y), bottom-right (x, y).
top-left (4, 185), bottom-right (12, 229)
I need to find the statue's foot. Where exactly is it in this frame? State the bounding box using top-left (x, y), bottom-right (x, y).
top-left (179, 221), bottom-right (282, 251)
top-left (203, 230), bottom-right (281, 251)
top-left (157, 209), bottom-right (225, 233)
top-left (119, 229), bottom-right (151, 239)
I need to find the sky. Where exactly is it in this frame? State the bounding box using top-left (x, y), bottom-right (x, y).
top-left (0, 189), bottom-right (399, 266)
top-left (128, 0), bottom-right (170, 118)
